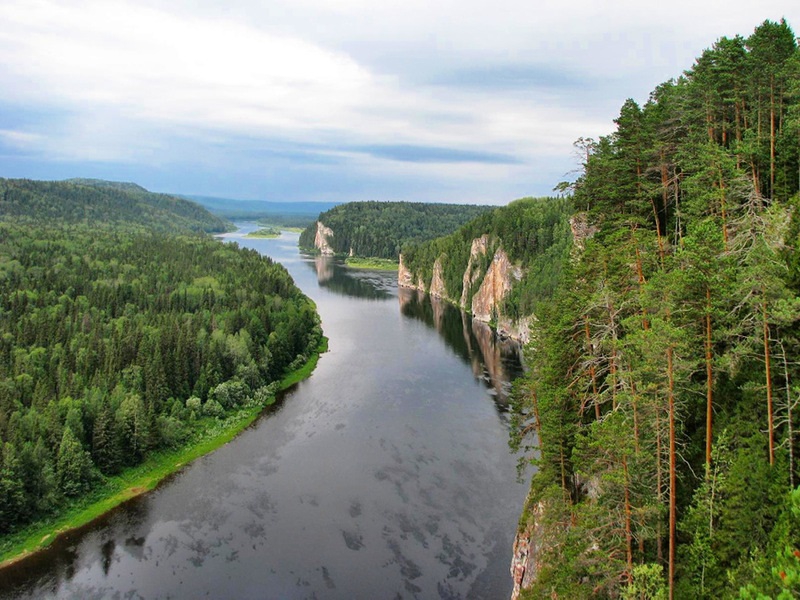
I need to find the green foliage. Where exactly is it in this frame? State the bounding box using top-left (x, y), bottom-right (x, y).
top-left (0, 178), bottom-right (231, 233)
top-left (402, 196), bottom-right (572, 316)
top-left (511, 19), bottom-right (800, 599)
top-left (298, 200), bottom-right (493, 259)
top-left (246, 227), bottom-right (281, 238)
top-left (623, 564), bottom-right (668, 600)
top-left (0, 219), bottom-right (321, 536)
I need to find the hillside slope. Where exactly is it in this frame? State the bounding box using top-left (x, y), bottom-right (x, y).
top-left (0, 178), bottom-right (231, 233)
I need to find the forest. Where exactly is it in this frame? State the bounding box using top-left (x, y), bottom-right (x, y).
top-left (298, 200), bottom-right (492, 259)
top-left (1, 178), bottom-right (232, 234)
top-left (510, 19), bottom-right (800, 599)
top-left (0, 182), bottom-right (321, 545)
top-left (400, 196), bottom-right (573, 319)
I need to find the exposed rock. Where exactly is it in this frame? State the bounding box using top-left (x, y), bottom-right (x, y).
top-left (497, 314), bottom-right (535, 345)
top-left (429, 257), bottom-right (448, 300)
top-left (400, 235), bottom-right (533, 344)
top-left (471, 247), bottom-right (521, 323)
top-left (397, 254), bottom-right (416, 289)
top-left (460, 235), bottom-right (491, 308)
top-left (569, 212), bottom-right (598, 253)
top-left (510, 500), bottom-right (547, 600)
top-left (313, 221), bottom-right (335, 256)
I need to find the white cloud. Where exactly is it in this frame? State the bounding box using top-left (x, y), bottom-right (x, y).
top-left (0, 0), bottom-right (797, 201)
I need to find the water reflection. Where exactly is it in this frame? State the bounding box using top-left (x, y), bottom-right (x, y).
top-left (399, 288), bottom-right (524, 408)
top-left (305, 255), bottom-right (393, 300)
top-left (0, 229), bottom-right (527, 600)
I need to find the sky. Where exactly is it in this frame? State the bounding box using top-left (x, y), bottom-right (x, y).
top-left (0, 1), bottom-right (798, 205)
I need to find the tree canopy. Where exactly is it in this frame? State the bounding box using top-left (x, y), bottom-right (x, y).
top-left (298, 200), bottom-right (493, 259)
top-left (511, 19), bottom-right (800, 599)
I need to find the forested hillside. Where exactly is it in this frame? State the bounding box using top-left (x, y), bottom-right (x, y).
top-left (401, 197), bottom-right (573, 319)
top-left (0, 181), bottom-right (321, 549)
top-left (298, 200), bottom-right (492, 259)
top-left (511, 19), bottom-right (800, 599)
top-left (0, 178), bottom-right (232, 233)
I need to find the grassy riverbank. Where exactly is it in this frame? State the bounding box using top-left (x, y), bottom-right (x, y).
top-left (0, 337), bottom-right (328, 568)
top-left (344, 257), bottom-right (398, 270)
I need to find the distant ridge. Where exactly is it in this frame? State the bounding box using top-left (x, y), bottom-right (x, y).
top-left (185, 194), bottom-right (340, 226)
top-left (0, 178), bottom-right (231, 233)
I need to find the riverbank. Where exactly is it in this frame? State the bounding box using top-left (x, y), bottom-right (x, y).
top-left (345, 257), bottom-right (398, 270)
top-left (0, 337), bottom-right (328, 570)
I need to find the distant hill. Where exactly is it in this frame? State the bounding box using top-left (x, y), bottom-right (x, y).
top-left (0, 178), bottom-right (231, 233)
top-left (298, 201), bottom-right (494, 259)
top-left (186, 195), bottom-right (340, 227)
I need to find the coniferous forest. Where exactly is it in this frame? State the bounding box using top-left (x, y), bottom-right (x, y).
top-left (511, 19), bottom-right (800, 599)
top-left (0, 180), bottom-right (321, 545)
top-left (298, 200), bottom-right (493, 259)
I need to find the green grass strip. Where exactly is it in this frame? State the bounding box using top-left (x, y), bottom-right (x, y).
top-left (344, 257), bottom-right (399, 270)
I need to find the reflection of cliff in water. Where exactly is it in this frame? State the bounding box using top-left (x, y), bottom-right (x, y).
top-left (303, 255), bottom-right (393, 300)
top-left (398, 288), bottom-right (524, 408)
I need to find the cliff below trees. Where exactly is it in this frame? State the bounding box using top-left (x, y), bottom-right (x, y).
top-left (398, 197), bottom-right (573, 342)
top-left (298, 200), bottom-right (492, 259)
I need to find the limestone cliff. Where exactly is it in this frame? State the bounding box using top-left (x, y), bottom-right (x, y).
top-left (429, 257), bottom-right (448, 300)
top-left (460, 235), bottom-right (491, 309)
top-left (470, 247), bottom-right (521, 323)
top-left (397, 254), bottom-right (416, 289)
top-left (313, 221), bottom-right (335, 256)
top-left (510, 500), bottom-right (549, 600)
top-left (398, 235), bottom-right (529, 342)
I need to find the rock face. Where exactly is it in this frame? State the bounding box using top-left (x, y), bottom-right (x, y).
top-left (313, 221), bottom-right (335, 256)
top-left (397, 254), bottom-right (416, 289)
top-left (460, 235), bottom-right (491, 309)
top-left (429, 257), bottom-right (448, 300)
top-left (569, 212), bottom-right (598, 253)
top-left (497, 314), bottom-right (534, 345)
top-left (398, 235), bottom-right (530, 342)
top-left (510, 501), bottom-right (548, 600)
top-left (470, 247), bottom-right (521, 323)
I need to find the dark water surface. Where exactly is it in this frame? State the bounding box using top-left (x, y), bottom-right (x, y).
top-left (0, 226), bottom-right (527, 599)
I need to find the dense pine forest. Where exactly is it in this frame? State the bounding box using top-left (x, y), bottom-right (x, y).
top-left (511, 19), bottom-right (800, 599)
top-left (0, 181), bottom-right (321, 545)
top-left (298, 200), bottom-right (493, 259)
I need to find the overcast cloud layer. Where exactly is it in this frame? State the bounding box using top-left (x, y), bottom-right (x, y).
top-left (0, 0), bottom-right (798, 204)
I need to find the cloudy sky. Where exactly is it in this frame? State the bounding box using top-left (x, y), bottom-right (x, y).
top-left (0, 1), bottom-right (797, 205)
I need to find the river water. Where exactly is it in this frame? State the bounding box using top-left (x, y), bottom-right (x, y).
top-left (0, 226), bottom-right (528, 599)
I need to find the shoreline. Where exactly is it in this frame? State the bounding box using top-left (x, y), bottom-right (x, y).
top-left (0, 337), bottom-right (328, 570)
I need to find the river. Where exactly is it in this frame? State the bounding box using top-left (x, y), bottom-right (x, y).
top-left (0, 225), bottom-right (528, 599)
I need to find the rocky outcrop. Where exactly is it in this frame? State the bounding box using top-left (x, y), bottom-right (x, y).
top-left (429, 257), bottom-right (448, 299)
top-left (511, 500), bottom-right (548, 600)
top-left (470, 247), bottom-right (522, 323)
top-left (569, 212), bottom-right (598, 253)
top-left (497, 314), bottom-right (534, 345)
top-left (460, 235), bottom-right (491, 308)
top-left (399, 236), bottom-right (531, 342)
top-left (313, 221), bottom-right (335, 256)
top-left (398, 254), bottom-right (416, 289)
